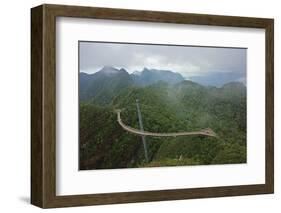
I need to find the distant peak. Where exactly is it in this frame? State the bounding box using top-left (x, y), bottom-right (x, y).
top-left (141, 68), bottom-right (177, 74)
top-left (99, 66), bottom-right (119, 74)
top-left (119, 68), bottom-right (127, 73)
top-left (98, 66), bottom-right (129, 76)
top-left (132, 67), bottom-right (184, 86)
top-left (101, 65), bottom-right (115, 70)
top-left (141, 67), bottom-right (150, 73)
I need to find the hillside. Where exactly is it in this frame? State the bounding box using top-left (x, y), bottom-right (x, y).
top-left (79, 74), bottom-right (246, 170)
top-left (79, 66), bottom-right (133, 105)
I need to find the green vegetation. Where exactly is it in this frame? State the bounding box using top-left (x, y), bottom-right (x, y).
top-left (79, 79), bottom-right (246, 170)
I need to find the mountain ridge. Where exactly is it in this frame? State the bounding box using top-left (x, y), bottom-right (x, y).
top-left (131, 67), bottom-right (184, 86)
top-left (79, 66), bottom-right (133, 104)
top-left (79, 66), bottom-right (246, 105)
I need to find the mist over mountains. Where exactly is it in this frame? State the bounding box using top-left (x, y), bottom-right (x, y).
top-left (189, 71), bottom-right (246, 87)
top-left (79, 65), bottom-right (246, 170)
top-left (79, 40), bottom-right (247, 170)
top-left (79, 66), bottom-right (246, 105)
top-left (80, 66), bottom-right (246, 102)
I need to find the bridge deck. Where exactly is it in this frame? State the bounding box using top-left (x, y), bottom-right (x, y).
top-left (115, 109), bottom-right (217, 137)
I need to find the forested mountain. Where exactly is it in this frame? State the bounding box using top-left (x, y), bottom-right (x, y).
top-left (79, 68), bottom-right (246, 170)
top-left (80, 67), bottom-right (185, 104)
top-left (79, 66), bottom-right (133, 105)
top-left (131, 68), bottom-right (184, 86)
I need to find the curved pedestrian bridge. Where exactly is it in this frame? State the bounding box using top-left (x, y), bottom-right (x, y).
top-left (115, 109), bottom-right (217, 137)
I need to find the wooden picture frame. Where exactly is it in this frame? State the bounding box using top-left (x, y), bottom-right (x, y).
top-left (31, 4), bottom-right (274, 208)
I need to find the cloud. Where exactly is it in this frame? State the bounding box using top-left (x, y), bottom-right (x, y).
top-left (79, 42), bottom-right (246, 79)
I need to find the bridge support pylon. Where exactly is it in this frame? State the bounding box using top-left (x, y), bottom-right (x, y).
top-left (136, 99), bottom-right (149, 162)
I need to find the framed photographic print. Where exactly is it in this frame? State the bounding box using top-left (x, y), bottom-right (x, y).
top-left (31, 4), bottom-right (274, 208)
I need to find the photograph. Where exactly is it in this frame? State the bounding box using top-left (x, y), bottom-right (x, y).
top-left (79, 41), bottom-right (247, 170)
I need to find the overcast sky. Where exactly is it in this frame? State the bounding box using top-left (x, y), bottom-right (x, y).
top-left (79, 41), bottom-right (246, 79)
